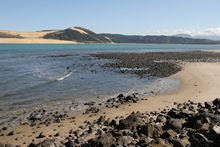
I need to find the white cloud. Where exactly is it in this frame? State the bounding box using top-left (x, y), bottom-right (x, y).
top-left (145, 27), bottom-right (220, 36)
top-left (203, 27), bottom-right (220, 35)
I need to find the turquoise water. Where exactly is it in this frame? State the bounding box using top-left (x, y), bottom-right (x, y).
top-left (1, 43), bottom-right (220, 56)
top-left (0, 43), bottom-right (220, 115)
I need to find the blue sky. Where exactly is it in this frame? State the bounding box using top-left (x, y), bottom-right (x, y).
top-left (0, 0), bottom-right (220, 35)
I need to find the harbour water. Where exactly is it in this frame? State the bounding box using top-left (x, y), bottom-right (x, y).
top-left (0, 43), bottom-right (220, 119)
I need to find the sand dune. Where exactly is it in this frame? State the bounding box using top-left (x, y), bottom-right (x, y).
top-left (0, 30), bottom-right (79, 43)
top-left (0, 30), bottom-right (56, 38)
top-left (0, 38), bottom-right (77, 44)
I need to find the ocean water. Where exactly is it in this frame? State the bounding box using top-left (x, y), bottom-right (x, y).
top-left (0, 43), bottom-right (220, 115)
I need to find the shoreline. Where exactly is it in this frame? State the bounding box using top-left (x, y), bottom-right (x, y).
top-left (1, 61), bottom-right (220, 146)
top-left (0, 38), bottom-right (79, 44)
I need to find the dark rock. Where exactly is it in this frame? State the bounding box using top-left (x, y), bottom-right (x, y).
top-left (190, 133), bottom-right (214, 147)
top-left (84, 101), bottom-right (95, 106)
top-left (54, 132), bottom-right (59, 137)
top-left (117, 94), bottom-right (124, 98)
top-left (7, 131), bottom-right (14, 136)
top-left (205, 102), bottom-right (212, 108)
top-left (84, 107), bottom-right (100, 114)
top-left (97, 116), bottom-right (105, 124)
top-left (64, 140), bottom-right (75, 147)
top-left (161, 129), bottom-right (177, 139)
top-left (36, 132), bottom-right (46, 139)
top-left (213, 98), bottom-right (220, 106)
top-left (167, 109), bottom-right (182, 119)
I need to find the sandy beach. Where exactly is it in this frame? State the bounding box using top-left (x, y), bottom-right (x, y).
top-left (0, 30), bottom-right (78, 44)
top-left (1, 61), bottom-right (220, 146)
top-left (0, 38), bottom-right (78, 44)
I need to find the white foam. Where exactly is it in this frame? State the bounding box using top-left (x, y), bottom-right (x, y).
top-left (57, 71), bottom-right (72, 81)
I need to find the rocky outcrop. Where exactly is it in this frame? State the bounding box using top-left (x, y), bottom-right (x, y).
top-left (93, 51), bottom-right (220, 77)
top-left (22, 98), bottom-right (220, 146)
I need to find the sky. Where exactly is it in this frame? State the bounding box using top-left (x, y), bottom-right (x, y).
top-left (0, 0), bottom-right (220, 35)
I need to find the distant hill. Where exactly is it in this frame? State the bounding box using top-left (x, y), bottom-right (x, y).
top-left (194, 35), bottom-right (220, 41)
top-left (101, 33), bottom-right (220, 44)
top-left (174, 33), bottom-right (220, 41)
top-left (174, 34), bottom-right (192, 38)
top-left (44, 27), bottom-right (220, 44)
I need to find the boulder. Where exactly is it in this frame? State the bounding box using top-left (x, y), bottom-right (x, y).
top-left (156, 115), bottom-right (166, 123)
top-left (169, 119), bottom-right (183, 130)
top-left (204, 102), bottom-right (212, 108)
top-left (213, 98), bottom-right (220, 106)
top-left (117, 94), bottom-right (124, 99)
top-left (64, 140), bottom-right (75, 147)
top-left (118, 113), bottom-right (144, 129)
top-left (139, 124), bottom-right (163, 138)
top-left (167, 109), bottom-right (182, 119)
top-left (89, 133), bottom-right (115, 146)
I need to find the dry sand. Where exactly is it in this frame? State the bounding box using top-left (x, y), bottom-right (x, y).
top-left (0, 30), bottom-right (55, 38)
top-left (1, 62), bottom-right (220, 145)
top-left (0, 30), bottom-right (78, 44)
top-left (0, 38), bottom-right (78, 44)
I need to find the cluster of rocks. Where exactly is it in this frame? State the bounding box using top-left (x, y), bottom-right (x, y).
top-left (26, 109), bottom-right (68, 126)
top-left (105, 93), bottom-right (139, 108)
top-left (93, 51), bottom-right (220, 77)
top-left (23, 98), bottom-right (220, 147)
top-left (82, 93), bottom-right (139, 115)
